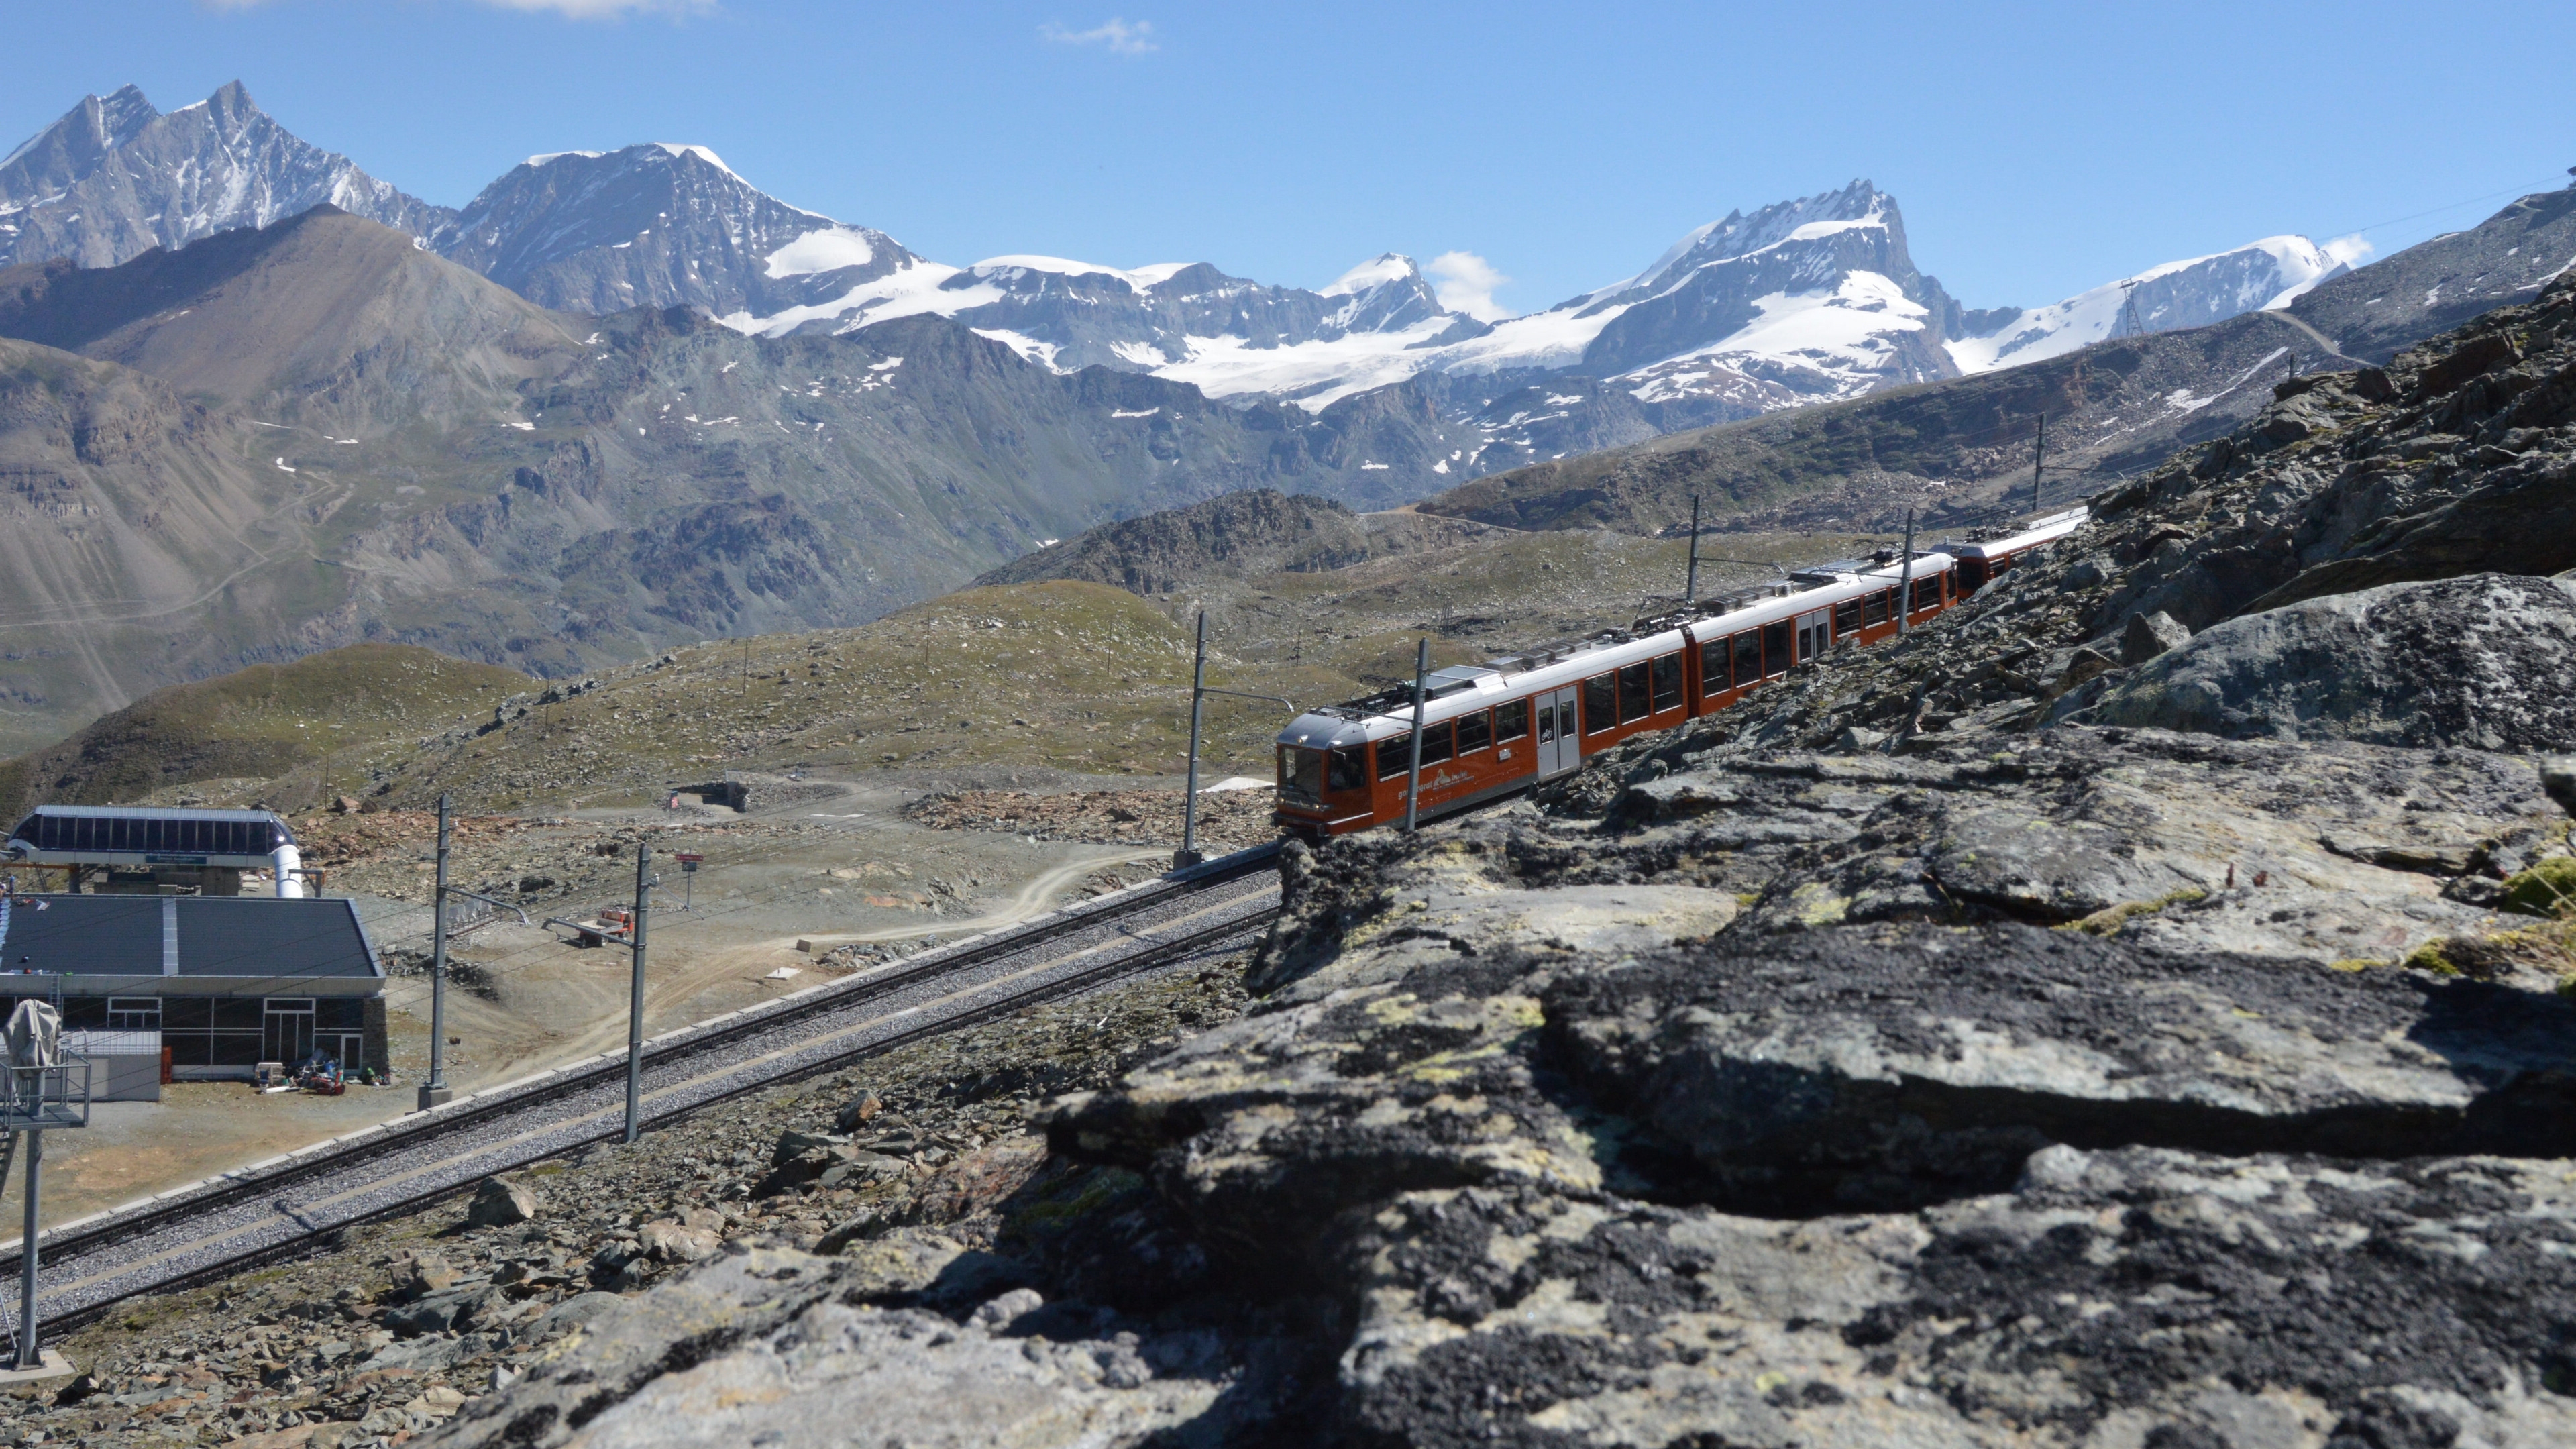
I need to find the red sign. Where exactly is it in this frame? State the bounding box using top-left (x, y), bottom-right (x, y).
top-left (674, 853), bottom-right (704, 863)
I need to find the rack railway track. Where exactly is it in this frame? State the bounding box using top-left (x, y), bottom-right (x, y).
top-left (0, 843), bottom-right (1283, 1341)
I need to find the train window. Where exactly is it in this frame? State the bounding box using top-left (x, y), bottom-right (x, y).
top-left (1283, 748), bottom-right (1324, 802)
top-left (1377, 734), bottom-right (1414, 779)
top-left (1911, 576), bottom-right (1941, 612)
top-left (1834, 597), bottom-right (1864, 637)
top-left (1864, 589), bottom-right (1891, 626)
top-left (1957, 557), bottom-right (1989, 591)
top-left (1762, 621), bottom-right (1791, 676)
top-left (1650, 655), bottom-right (1682, 712)
top-left (1536, 704), bottom-right (1556, 743)
top-left (1456, 709), bottom-right (1493, 754)
top-left (1495, 699), bottom-right (1529, 741)
top-left (1328, 747), bottom-right (1368, 792)
top-left (1617, 663), bottom-right (1652, 723)
top-left (1418, 721), bottom-right (1455, 765)
top-left (1583, 674), bottom-right (1617, 733)
top-left (1732, 631), bottom-right (1762, 688)
top-left (1699, 638), bottom-right (1727, 695)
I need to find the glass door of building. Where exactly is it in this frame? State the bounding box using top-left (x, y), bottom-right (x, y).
top-left (262, 998), bottom-right (315, 1065)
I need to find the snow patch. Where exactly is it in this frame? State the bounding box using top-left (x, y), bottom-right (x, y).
top-left (763, 226), bottom-right (878, 278)
top-left (651, 142), bottom-right (735, 174)
top-left (968, 255), bottom-right (1186, 293)
top-left (972, 329), bottom-right (1067, 371)
top-left (526, 150), bottom-right (605, 168)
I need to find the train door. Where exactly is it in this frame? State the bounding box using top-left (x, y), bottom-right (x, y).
top-left (1795, 608), bottom-right (1829, 664)
top-left (1534, 687), bottom-right (1579, 777)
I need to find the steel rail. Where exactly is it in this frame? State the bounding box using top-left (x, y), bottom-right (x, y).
top-left (0, 842), bottom-right (1280, 1281)
top-left (15, 896), bottom-right (1281, 1341)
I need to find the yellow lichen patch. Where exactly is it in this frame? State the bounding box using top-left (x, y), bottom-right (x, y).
top-left (2065, 887), bottom-right (2210, 937)
top-left (1400, 1043), bottom-right (1507, 1085)
top-left (1362, 992), bottom-right (1424, 1026)
top-left (2405, 940), bottom-right (2459, 976)
top-left (1787, 881), bottom-right (1851, 927)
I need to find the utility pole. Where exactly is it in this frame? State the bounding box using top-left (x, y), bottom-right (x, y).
top-left (1175, 612), bottom-right (1208, 869)
top-left (15, 1127), bottom-right (38, 1371)
top-left (1896, 508), bottom-right (1917, 637)
top-left (417, 795), bottom-right (453, 1112)
top-left (1683, 493), bottom-right (1703, 603)
top-left (2031, 414), bottom-right (2048, 517)
top-left (625, 845), bottom-right (650, 1144)
top-left (1403, 639), bottom-right (1429, 833)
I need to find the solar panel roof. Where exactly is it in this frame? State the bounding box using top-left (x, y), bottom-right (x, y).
top-left (0, 896), bottom-right (379, 981)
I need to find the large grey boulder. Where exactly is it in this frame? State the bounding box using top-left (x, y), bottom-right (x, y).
top-left (465, 1174), bottom-right (541, 1228)
top-left (419, 1245), bottom-right (1284, 1448)
top-left (2120, 608), bottom-right (2190, 663)
top-left (1338, 1150), bottom-right (2576, 1448)
top-left (1547, 922), bottom-right (2576, 1213)
top-left (2071, 573), bottom-right (2576, 749)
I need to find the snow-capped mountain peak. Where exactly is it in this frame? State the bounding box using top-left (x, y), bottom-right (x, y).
top-left (1317, 253), bottom-right (1450, 336)
top-left (1947, 235), bottom-right (2348, 374)
top-left (1574, 180), bottom-right (1898, 312)
top-left (428, 142), bottom-right (911, 316)
top-left (1322, 253), bottom-right (1420, 296)
top-left (0, 80), bottom-right (447, 269)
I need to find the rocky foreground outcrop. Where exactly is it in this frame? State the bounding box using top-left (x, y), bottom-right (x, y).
top-left (415, 278), bottom-right (2576, 1444)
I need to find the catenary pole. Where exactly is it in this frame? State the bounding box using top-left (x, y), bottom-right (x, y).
top-left (15, 1128), bottom-right (38, 1369)
top-left (1403, 639), bottom-right (1430, 833)
top-left (625, 845), bottom-right (650, 1144)
top-left (1896, 508), bottom-right (1917, 637)
top-left (2032, 413), bottom-right (2047, 516)
top-left (1176, 612), bottom-right (1207, 869)
top-left (1684, 494), bottom-right (1702, 603)
top-left (418, 794), bottom-right (452, 1111)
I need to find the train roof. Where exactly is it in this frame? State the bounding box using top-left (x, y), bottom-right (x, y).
top-left (1280, 546), bottom-right (1959, 749)
top-left (1935, 505), bottom-right (2090, 559)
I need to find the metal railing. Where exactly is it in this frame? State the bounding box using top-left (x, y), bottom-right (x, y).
top-left (0, 1055), bottom-right (93, 1132)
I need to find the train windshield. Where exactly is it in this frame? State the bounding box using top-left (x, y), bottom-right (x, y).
top-left (1280, 747), bottom-right (1326, 804)
top-left (1279, 746), bottom-right (1366, 804)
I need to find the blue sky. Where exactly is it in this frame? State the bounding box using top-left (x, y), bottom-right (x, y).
top-left (8, 0), bottom-right (2574, 315)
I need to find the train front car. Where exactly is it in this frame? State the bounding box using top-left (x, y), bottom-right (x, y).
top-left (1939, 505), bottom-right (2090, 594)
top-left (1272, 708), bottom-right (1387, 841)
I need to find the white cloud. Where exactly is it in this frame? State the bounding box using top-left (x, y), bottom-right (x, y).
top-left (2322, 232), bottom-right (2375, 268)
top-left (1042, 17), bottom-right (1159, 54)
top-left (1426, 250), bottom-right (1512, 321)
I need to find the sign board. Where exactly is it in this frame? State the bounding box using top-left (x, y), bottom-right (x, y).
top-left (676, 852), bottom-right (703, 873)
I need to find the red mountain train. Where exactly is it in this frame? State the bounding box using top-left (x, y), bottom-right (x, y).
top-left (1273, 507), bottom-right (2088, 839)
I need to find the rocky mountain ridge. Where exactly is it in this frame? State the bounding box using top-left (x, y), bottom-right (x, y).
top-left (1409, 181), bottom-right (2576, 539)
